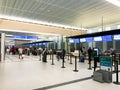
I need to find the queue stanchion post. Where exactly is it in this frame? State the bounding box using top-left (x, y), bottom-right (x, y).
top-left (67, 53), bottom-right (69, 60)
top-left (61, 56), bottom-right (65, 68)
top-left (51, 52), bottom-right (54, 65)
top-left (70, 54), bottom-right (73, 64)
top-left (113, 60), bottom-right (120, 85)
top-left (50, 53), bottom-right (51, 60)
top-left (73, 56), bottom-right (78, 72)
top-left (113, 55), bottom-right (117, 72)
top-left (39, 54), bottom-right (41, 61)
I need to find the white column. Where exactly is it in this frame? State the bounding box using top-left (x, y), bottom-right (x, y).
top-left (103, 42), bottom-right (107, 51)
top-left (92, 42), bottom-right (96, 48)
top-left (1, 33), bottom-right (5, 62)
top-left (88, 42), bottom-right (93, 48)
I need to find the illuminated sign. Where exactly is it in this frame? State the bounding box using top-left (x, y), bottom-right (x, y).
top-left (114, 34), bottom-right (120, 40)
top-left (80, 38), bottom-right (86, 42)
top-left (86, 37), bottom-right (93, 42)
top-left (102, 35), bottom-right (112, 41)
top-left (94, 36), bottom-right (102, 41)
top-left (73, 39), bottom-right (79, 43)
top-left (12, 35), bottom-right (38, 40)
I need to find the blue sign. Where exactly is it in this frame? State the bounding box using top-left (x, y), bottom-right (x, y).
top-left (80, 38), bottom-right (86, 42)
top-left (102, 35), bottom-right (112, 42)
top-left (39, 43), bottom-right (42, 45)
top-left (73, 39), bottom-right (79, 43)
top-left (69, 39), bottom-right (74, 43)
top-left (86, 37), bottom-right (93, 42)
top-left (12, 35), bottom-right (38, 40)
top-left (114, 34), bottom-right (120, 40)
top-left (43, 43), bottom-right (47, 45)
top-left (93, 36), bottom-right (102, 42)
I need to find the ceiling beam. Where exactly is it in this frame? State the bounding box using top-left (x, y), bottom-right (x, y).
top-left (0, 19), bottom-right (86, 36)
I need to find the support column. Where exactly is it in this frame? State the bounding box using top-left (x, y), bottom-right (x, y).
top-left (113, 40), bottom-right (115, 50)
top-left (103, 42), bottom-right (107, 51)
top-left (58, 35), bottom-right (64, 49)
top-left (92, 42), bottom-right (96, 48)
top-left (1, 33), bottom-right (5, 62)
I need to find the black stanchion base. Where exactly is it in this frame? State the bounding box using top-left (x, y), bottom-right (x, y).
top-left (73, 70), bottom-right (79, 72)
top-left (88, 68), bottom-right (92, 70)
top-left (51, 63), bottom-right (55, 65)
top-left (70, 63), bottom-right (73, 64)
top-left (113, 82), bottom-right (120, 85)
top-left (91, 75), bottom-right (93, 77)
top-left (61, 66), bottom-right (66, 68)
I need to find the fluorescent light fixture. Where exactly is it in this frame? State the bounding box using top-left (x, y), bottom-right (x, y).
top-left (106, 0), bottom-right (120, 7)
top-left (6, 34), bottom-right (13, 37)
top-left (0, 15), bottom-right (87, 30)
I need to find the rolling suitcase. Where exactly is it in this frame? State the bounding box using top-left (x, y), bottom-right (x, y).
top-left (80, 56), bottom-right (84, 62)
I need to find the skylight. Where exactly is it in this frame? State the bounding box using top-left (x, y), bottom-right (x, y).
top-left (106, 0), bottom-right (120, 7)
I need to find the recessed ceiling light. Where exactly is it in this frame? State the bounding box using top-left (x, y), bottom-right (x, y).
top-left (106, 0), bottom-right (120, 7)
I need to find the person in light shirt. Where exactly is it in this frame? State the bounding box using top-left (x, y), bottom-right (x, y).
top-left (18, 47), bottom-right (23, 59)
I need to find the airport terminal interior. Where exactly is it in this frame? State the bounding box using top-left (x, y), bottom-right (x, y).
top-left (0, 0), bottom-right (120, 90)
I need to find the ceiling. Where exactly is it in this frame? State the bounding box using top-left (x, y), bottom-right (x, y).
top-left (0, 0), bottom-right (120, 29)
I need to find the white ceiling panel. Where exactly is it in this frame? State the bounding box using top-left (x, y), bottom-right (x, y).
top-left (0, 0), bottom-right (120, 29)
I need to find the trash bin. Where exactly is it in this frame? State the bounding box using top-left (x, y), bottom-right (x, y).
top-left (93, 70), bottom-right (112, 83)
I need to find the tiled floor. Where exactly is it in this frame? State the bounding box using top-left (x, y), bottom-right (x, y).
top-left (0, 54), bottom-right (120, 90)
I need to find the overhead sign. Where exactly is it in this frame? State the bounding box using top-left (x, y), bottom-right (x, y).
top-left (114, 34), bottom-right (120, 40)
top-left (102, 35), bottom-right (112, 41)
top-left (12, 35), bottom-right (38, 40)
top-left (94, 36), bottom-right (102, 42)
top-left (80, 38), bottom-right (86, 42)
top-left (86, 37), bottom-right (93, 42)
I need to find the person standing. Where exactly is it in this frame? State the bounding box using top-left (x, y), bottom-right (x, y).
top-left (38, 47), bottom-right (43, 61)
top-left (62, 49), bottom-right (66, 59)
top-left (42, 47), bottom-right (47, 62)
top-left (18, 47), bottom-right (23, 59)
top-left (88, 47), bottom-right (92, 64)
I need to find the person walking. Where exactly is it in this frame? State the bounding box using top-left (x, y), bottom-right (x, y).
top-left (18, 47), bottom-right (23, 59)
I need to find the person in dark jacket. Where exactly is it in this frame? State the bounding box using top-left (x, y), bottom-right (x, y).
top-left (88, 47), bottom-right (92, 64)
top-left (62, 49), bottom-right (66, 58)
top-left (42, 47), bottom-right (47, 62)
